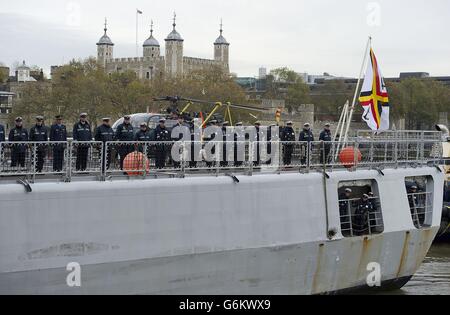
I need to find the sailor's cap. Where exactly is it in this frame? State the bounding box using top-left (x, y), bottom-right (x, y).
top-left (286, 121), bottom-right (293, 125)
top-left (124, 115), bottom-right (131, 120)
top-left (80, 113), bottom-right (88, 118)
top-left (15, 117), bottom-right (23, 122)
top-left (235, 122), bottom-right (243, 126)
top-left (362, 194), bottom-right (370, 199)
top-left (345, 188), bottom-right (352, 193)
top-left (140, 122), bottom-right (148, 127)
top-left (102, 117), bottom-right (111, 122)
top-left (159, 118), bottom-right (166, 123)
top-left (254, 121), bottom-right (261, 126)
top-left (304, 123), bottom-right (311, 127)
top-left (35, 115), bottom-right (44, 121)
top-left (324, 123), bottom-right (331, 127)
top-left (222, 121), bottom-right (230, 126)
top-left (411, 185), bottom-right (418, 190)
top-left (210, 120), bottom-right (218, 124)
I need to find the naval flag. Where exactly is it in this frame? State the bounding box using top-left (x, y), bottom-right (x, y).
top-left (358, 48), bottom-right (390, 132)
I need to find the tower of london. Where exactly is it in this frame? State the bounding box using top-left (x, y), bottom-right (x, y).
top-left (96, 15), bottom-right (230, 79)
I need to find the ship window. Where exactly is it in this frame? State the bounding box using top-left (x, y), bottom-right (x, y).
top-left (338, 180), bottom-right (384, 238)
top-left (405, 176), bottom-right (434, 229)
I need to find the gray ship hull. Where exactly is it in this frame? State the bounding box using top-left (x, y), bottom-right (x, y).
top-left (0, 229), bottom-right (437, 295)
top-left (0, 168), bottom-right (444, 295)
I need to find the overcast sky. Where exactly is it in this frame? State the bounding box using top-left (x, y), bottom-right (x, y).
top-left (1, 0), bottom-right (449, 78)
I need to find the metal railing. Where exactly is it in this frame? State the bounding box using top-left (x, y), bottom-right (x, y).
top-left (408, 191), bottom-right (433, 229)
top-left (0, 139), bottom-right (443, 182)
top-left (339, 197), bottom-right (384, 237)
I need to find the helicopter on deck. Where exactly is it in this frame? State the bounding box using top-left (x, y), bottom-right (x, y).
top-left (112, 96), bottom-right (268, 132)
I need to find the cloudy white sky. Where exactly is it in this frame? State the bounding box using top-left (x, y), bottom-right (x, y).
top-left (1, 0), bottom-right (449, 78)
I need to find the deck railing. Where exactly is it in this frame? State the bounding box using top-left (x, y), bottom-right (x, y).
top-left (0, 139), bottom-right (443, 182)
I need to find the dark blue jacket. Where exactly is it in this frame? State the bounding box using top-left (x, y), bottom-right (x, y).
top-left (134, 129), bottom-right (153, 142)
top-left (115, 123), bottom-right (135, 141)
top-left (0, 124), bottom-right (5, 142)
top-left (30, 125), bottom-right (49, 142)
top-left (9, 126), bottom-right (29, 142)
top-left (95, 124), bottom-right (115, 143)
top-left (154, 125), bottom-right (171, 142)
top-left (73, 121), bottom-right (92, 141)
top-left (281, 127), bottom-right (296, 141)
top-left (319, 130), bottom-right (332, 142)
top-left (50, 124), bottom-right (67, 142)
top-left (299, 129), bottom-right (314, 142)
top-left (8, 126), bottom-right (29, 152)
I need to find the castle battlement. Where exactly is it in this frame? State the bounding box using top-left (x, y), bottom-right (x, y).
top-left (96, 15), bottom-right (230, 78)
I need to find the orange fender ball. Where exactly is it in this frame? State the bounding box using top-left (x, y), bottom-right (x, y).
top-left (339, 147), bottom-right (362, 168)
top-left (123, 152), bottom-right (150, 176)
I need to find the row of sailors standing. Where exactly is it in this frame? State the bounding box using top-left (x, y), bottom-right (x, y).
top-left (0, 114), bottom-right (335, 171)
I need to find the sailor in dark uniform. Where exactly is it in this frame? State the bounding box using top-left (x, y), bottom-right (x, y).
top-left (281, 121), bottom-right (295, 166)
top-left (354, 194), bottom-right (373, 236)
top-left (154, 118), bottom-right (171, 169)
top-left (115, 115), bottom-right (135, 170)
top-left (72, 113), bottom-right (92, 171)
top-left (9, 117), bottom-right (29, 168)
top-left (319, 123), bottom-right (332, 164)
top-left (49, 115), bottom-right (67, 172)
top-left (299, 123), bottom-right (314, 165)
top-left (29, 116), bottom-right (49, 172)
top-left (95, 118), bottom-right (115, 171)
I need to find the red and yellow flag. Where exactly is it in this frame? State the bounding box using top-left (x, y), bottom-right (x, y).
top-left (359, 48), bottom-right (390, 132)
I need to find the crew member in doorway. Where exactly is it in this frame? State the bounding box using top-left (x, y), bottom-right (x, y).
top-left (95, 118), bottom-right (115, 171)
top-left (281, 121), bottom-right (295, 166)
top-left (354, 194), bottom-right (373, 236)
top-left (299, 123), bottom-right (314, 165)
top-left (50, 115), bottom-right (67, 172)
top-left (319, 123), bottom-right (332, 164)
top-left (72, 113), bottom-right (92, 171)
top-left (154, 118), bottom-right (170, 169)
top-left (30, 116), bottom-right (49, 172)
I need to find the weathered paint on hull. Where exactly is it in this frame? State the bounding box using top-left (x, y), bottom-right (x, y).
top-left (0, 228), bottom-right (437, 295)
top-left (0, 168), bottom-right (444, 295)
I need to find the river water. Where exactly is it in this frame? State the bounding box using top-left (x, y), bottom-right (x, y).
top-left (392, 243), bottom-right (450, 295)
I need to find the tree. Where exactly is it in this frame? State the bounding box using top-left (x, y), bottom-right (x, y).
top-left (387, 78), bottom-right (450, 129)
top-left (264, 67), bottom-right (310, 113)
top-left (12, 59), bottom-right (251, 127)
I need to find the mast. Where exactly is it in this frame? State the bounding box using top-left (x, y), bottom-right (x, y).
top-left (343, 36), bottom-right (372, 143)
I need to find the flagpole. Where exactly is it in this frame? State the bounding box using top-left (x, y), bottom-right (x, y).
top-left (136, 10), bottom-right (138, 57)
top-left (343, 36), bottom-right (372, 143)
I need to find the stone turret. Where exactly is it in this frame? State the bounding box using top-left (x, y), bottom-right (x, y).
top-left (214, 20), bottom-right (230, 72)
top-left (165, 13), bottom-right (184, 77)
top-left (143, 21), bottom-right (160, 58)
top-left (97, 18), bottom-right (114, 68)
